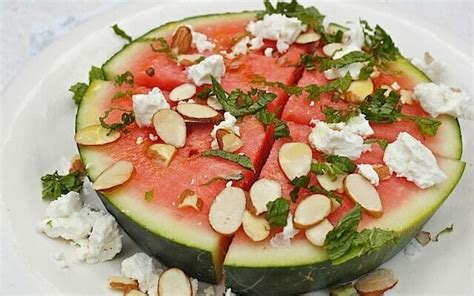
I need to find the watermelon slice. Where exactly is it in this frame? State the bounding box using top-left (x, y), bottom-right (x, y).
top-left (74, 8), bottom-right (466, 295)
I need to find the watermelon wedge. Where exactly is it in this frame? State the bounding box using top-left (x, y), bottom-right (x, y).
top-left (73, 7), bottom-right (466, 295)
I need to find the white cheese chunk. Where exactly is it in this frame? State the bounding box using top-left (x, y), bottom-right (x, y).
top-left (383, 132), bottom-right (446, 189)
top-left (191, 31), bottom-right (216, 53)
top-left (187, 54), bottom-right (226, 86)
top-left (413, 83), bottom-right (474, 119)
top-left (249, 36), bottom-right (264, 50)
top-left (338, 113), bottom-right (374, 137)
top-left (412, 54), bottom-right (445, 82)
top-left (210, 112), bottom-right (240, 149)
top-left (342, 22), bottom-right (365, 48)
top-left (264, 47), bottom-right (274, 57)
top-left (247, 14), bottom-right (306, 53)
top-left (357, 164), bottom-right (380, 186)
top-left (132, 88), bottom-right (170, 127)
top-left (270, 213), bottom-right (299, 248)
top-left (121, 252), bottom-right (162, 295)
top-left (231, 36), bottom-right (250, 56)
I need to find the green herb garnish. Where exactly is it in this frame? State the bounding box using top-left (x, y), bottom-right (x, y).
top-left (432, 224), bottom-right (454, 242)
top-left (99, 108), bottom-right (135, 133)
top-left (252, 75), bottom-right (304, 96)
top-left (41, 171), bottom-right (83, 201)
top-left (112, 24), bottom-right (132, 43)
top-left (256, 108), bottom-right (290, 139)
top-left (115, 71), bottom-right (134, 86)
top-left (201, 150), bottom-right (254, 171)
top-left (324, 204), bottom-right (399, 265)
top-left (144, 191), bottom-right (154, 202)
top-left (88, 65), bottom-right (105, 82)
top-left (309, 184), bottom-right (343, 202)
top-left (150, 37), bottom-right (177, 60)
top-left (323, 107), bottom-right (359, 123)
top-left (69, 82), bottom-right (88, 105)
top-left (290, 175), bottom-right (310, 202)
top-left (319, 51), bottom-right (372, 71)
top-left (364, 138), bottom-right (389, 150)
top-left (266, 197), bottom-right (291, 228)
top-left (112, 89), bottom-right (134, 100)
top-left (305, 73), bottom-right (352, 100)
top-left (311, 155), bottom-right (356, 181)
top-left (360, 89), bottom-right (401, 123)
top-left (400, 114), bottom-right (441, 136)
top-left (360, 20), bottom-right (399, 70)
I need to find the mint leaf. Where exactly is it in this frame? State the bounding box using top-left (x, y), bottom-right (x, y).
top-left (323, 107), bottom-right (359, 123)
top-left (360, 20), bottom-right (399, 70)
top-left (400, 114), bottom-right (441, 136)
top-left (319, 51), bottom-right (372, 71)
top-left (266, 197), bottom-right (290, 227)
top-left (290, 175), bottom-right (310, 202)
top-left (360, 89), bottom-right (401, 123)
top-left (69, 82), bottom-right (88, 105)
top-left (112, 24), bottom-right (132, 43)
top-left (256, 109), bottom-right (290, 139)
top-left (41, 171), bottom-right (83, 201)
top-left (201, 150), bottom-right (254, 171)
top-left (311, 155), bottom-right (356, 181)
top-left (89, 65), bottom-right (105, 82)
top-left (364, 138), bottom-right (389, 150)
top-left (325, 204), bottom-right (399, 265)
top-left (305, 73), bottom-right (352, 100)
top-left (144, 191), bottom-right (154, 202)
top-left (99, 108), bottom-right (135, 134)
top-left (358, 63), bottom-right (375, 80)
top-left (150, 37), bottom-right (177, 60)
top-left (252, 75), bottom-right (304, 96)
top-left (115, 71), bottom-right (134, 86)
top-left (112, 89), bottom-right (134, 100)
top-left (274, 119), bottom-right (290, 139)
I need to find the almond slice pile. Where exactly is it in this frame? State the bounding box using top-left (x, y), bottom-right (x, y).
top-left (93, 160), bottom-right (134, 191)
top-left (75, 124), bottom-right (121, 146)
top-left (344, 174), bottom-right (383, 217)
top-left (294, 194), bottom-right (331, 229)
top-left (278, 142), bottom-right (312, 181)
top-left (209, 187), bottom-right (247, 235)
top-left (176, 103), bottom-right (223, 123)
top-left (153, 109), bottom-right (187, 148)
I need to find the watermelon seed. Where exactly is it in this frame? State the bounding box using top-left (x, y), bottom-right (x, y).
top-left (145, 67), bottom-right (155, 77)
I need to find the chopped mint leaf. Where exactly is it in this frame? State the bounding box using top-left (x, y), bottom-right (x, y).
top-left (252, 75), bottom-right (303, 96)
top-left (364, 138), bottom-right (389, 150)
top-left (196, 88), bottom-right (212, 100)
top-left (311, 155), bottom-right (356, 181)
top-left (256, 109), bottom-right (290, 139)
top-left (112, 24), bottom-right (133, 43)
top-left (432, 224), bottom-right (454, 242)
top-left (274, 118), bottom-right (290, 139)
top-left (400, 114), bottom-right (441, 136)
top-left (360, 20), bottom-right (400, 70)
top-left (201, 150), bottom-right (255, 171)
top-left (323, 107), bottom-right (359, 123)
top-left (360, 89), bottom-right (401, 123)
top-left (319, 51), bottom-right (372, 71)
top-left (256, 108), bottom-right (276, 126)
top-left (305, 73), bottom-right (352, 100)
top-left (150, 37), bottom-right (177, 60)
top-left (46, 220), bottom-right (53, 227)
top-left (41, 171), bottom-right (83, 201)
top-left (69, 82), bottom-right (88, 105)
top-left (99, 108), bottom-right (135, 134)
top-left (266, 197), bottom-right (290, 228)
top-left (358, 63), bottom-right (375, 80)
top-left (325, 204), bottom-right (399, 265)
top-left (299, 54), bottom-right (319, 71)
top-left (144, 191), bottom-right (154, 202)
top-left (88, 65), bottom-right (105, 82)
top-left (290, 175), bottom-right (310, 202)
top-left (321, 29), bottom-right (344, 44)
top-left (259, 0), bottom-right (325, 33)
top-left (115, 71), bottom-right (134, 86)
top-left (112, 89), bottom-right (134, 100)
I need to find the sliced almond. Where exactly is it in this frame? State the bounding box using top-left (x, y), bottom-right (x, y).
top-left (148, 144), bottom-right (177, 168)
top-left (242, 211), bottom-right (270, 242)
top-left (206, 96), bottom-right (223, 110)
top-left (158, 268), bottom-right (192, 296)
top-left (355, 268), bottom-right (398, 296)
top-left (108, 276), bottom-right (139, 291)
top-left (93, 160), bottom-right (134, 191)
top-left (169, 83), bottom-right (197, 102)
top-left (69, 154), bottom-right (85, 175)
top-left (209, 187), bottom-right (246, 235)
top-left (153, 109), bottom-right (186, 148)
top-left (125, 290), bottom-right (147, 296)
top-left (346, 79), bottom-right (374, 103)
top-left (330, 198), bottom-right (341, 213)
top-left (216, 129), bottom-right (243, 152)
top-left (171, 26), bottom-right (192, 54)
top-left (177, 189), bottom-right (203, 211)
top-left (372, 164), bottom-right (391, 181)
top-left (177, 54), bottom-right (205, 66)
top-left (344, 174), bottom-right (383, 217)
top-left (380, 84), bottom-right (392, 97)
top-left (316, 173), bottom-right (345, 192)
top-left (399, 89), bottom-right (413, 105)
top-left (295, 32), bottom-right (321, 44)
top-left (424, 52), bottom-right (434, 64)
top-left (415, 231), bottom-right (432, 246)
top-left (322, 43), bottom-right (344, 57)
top-left (75, 124), bottom-right (121, 146)
top-left (294, 194), bottom-right (331, 229)
top-left (305, 219), bottom-right (334, 247)
top-left (278, 142), bottom-right (312, 181)
top-left (176, 103), bottom-right (223, 124)
top-left (370, 70), bottom-right (381, 79)
top-left (249, 179), bottom-right (282, 215)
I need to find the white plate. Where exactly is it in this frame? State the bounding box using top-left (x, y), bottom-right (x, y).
top-left (1, 1), bottom-right (473, 295)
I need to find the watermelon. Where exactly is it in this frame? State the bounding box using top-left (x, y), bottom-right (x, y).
top-left (74, 8), bottom-right (465, 295)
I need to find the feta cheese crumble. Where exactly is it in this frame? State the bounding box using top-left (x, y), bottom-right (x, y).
top-left (249, 36), bottom-right (264, 50)
top-left (413, 83), bottom-right (474, 119)
top-left (132, 88), bottom-right (170, 127)
top-left (187, 54), bottom-right (226, 86)
top-left (230, 36), bottom-right (250, 57)
top-left (264, 47), bottom-right (274, 57)
top-left (191, 31), bottom-right (216, 53)
top-left (39, 192), bottom-right (122, 264)
top-left (247, 14), bottom-right (306, 53)
top-left (210, 112), bottom-right (240, 149)
top-left (342, 22), bottom-right (365, 48)
top-left (383, 132), bottom-right (446, 189)
top-left (308, 114), bottom-right (373, 160)
top-left (121, 252), bottom-right (162, 295)
top-left (270, 213), bottom-right (299, 248)
top-left (412, 53), bottom-right (446, 82)
top-left (357, 164), bottom-right (380, 186)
